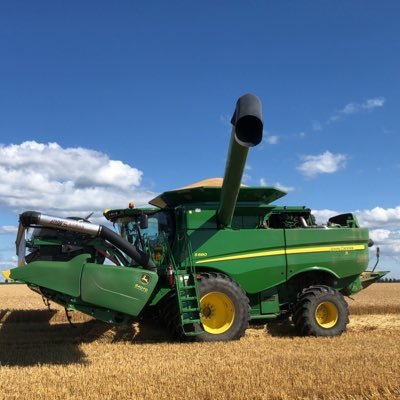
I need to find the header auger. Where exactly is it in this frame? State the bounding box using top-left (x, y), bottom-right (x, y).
top-left (4, 94), bottom-right (388, 341)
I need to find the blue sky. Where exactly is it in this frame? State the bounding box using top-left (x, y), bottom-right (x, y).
top-left (1, 1), bottom-right (399, 277)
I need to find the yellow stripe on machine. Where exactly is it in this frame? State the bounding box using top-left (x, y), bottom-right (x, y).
top-left (286, 244), bottom-right (365, 255)
top-left (195, 244), bottom-right (365, 264)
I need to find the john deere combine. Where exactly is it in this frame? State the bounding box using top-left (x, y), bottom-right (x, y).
top-left (4, 94), bottom-right (387, 341)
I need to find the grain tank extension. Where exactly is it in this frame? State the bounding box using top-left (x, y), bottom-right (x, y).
top-left (5, 94), bottom-right (388, 341)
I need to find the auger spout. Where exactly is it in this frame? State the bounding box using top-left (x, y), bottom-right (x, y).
top-left (217, 93), bottom-right (263, 228)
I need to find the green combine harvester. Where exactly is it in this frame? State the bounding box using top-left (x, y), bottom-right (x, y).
top-left (4, 94), bottom-right (387, 341)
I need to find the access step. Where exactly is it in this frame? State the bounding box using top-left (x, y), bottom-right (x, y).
top-left (181, 307), bottom-right (200, 312)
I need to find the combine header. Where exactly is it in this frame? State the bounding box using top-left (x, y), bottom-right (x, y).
top-left (4, 94), bottom-right (387, 340)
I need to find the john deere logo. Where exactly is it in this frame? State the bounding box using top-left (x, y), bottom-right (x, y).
top-left (140, 274), bottom-right (150, 285)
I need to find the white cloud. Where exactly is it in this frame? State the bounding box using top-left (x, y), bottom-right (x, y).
top-left (0, 141), bottom-right (155, 215)
top-left (274, 182), bottom-right (295, 192)
top-left (328, 115), bottom-right (340, 122)
top-left (259, 178), bottom-right (294, 192)
top-left (219, 114), bottom-right (231, 126)
top-left (312, 120), bottom-right (323, 131)
top-left (363, 97), bottom-right (386, 110)
top-left (329, 97), bottom-right (385, 122)
top-left (297, 151), bottom-right (347, 177)
top-left (0, 141), bottom-right (141, 189)
top-left (0, 225), bottom-right (18, 234)
top-left (368, 229), bottom-right (400, 265)
top-left (341, 102), bottom-right (360, 114)
top-left (265, 135), bottom-right (279, 145)
top-left (242, 173), bottom-right (252, 184)
top-left (356, 206), bottom-right (400, 230)
top-left (0, 254), bottom-right (17, 263)
top-left (313, 206), bottom-right (400, 231)
top-left (386, 231), bottom-right (400, 253)
top-left (369, 229), bottom-right (391, 242)
top-left (311, 209), bottom-right (339, 225)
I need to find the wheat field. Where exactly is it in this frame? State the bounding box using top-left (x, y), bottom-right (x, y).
top-left (1, 283), bottom-right (399, 400)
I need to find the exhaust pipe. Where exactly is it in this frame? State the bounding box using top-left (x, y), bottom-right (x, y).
top-left (19, 211), bottom-right (156, 271)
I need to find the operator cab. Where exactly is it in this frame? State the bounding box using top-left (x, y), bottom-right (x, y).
top-left (104, 208), bottom-right (174, 267)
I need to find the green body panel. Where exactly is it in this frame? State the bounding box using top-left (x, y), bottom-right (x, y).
top-left (189, 227), bottom-right (369, 294)
top-left (26, 285), bottom-right (133, 324)
top-left (190, 228), bottom-right (287, 293)
top-left (260, 287), bottom-right (280, 314)
top-left (346, 276), bottom-right (363, 295)
top-left (186, 209), bottom-right (217, 230)
top-left (10, 254), bottom-right (87, 297)
top-left (80, 264), bottom-right (158, 317)
top-left (285, 228), bottom-right (369, 280)
top-left (184, 202), bottom-right (272, 230)
top-left (10, 253), bottom-right (158, 318)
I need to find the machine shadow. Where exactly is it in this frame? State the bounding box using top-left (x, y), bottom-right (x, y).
top-left (0, 309), bottom-right (174, 366)
top-left (263, 319), bottom-right (297, 337)
top-left (0, 309), bottom-right (105, 366)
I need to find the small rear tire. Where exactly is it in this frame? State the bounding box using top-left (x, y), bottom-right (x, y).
top-left (292, 285), bottom-right (349, 337)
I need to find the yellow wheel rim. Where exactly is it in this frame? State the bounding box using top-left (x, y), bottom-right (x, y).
top-left (315, 301), bottom-right (339, 328)
top-left (200, 292), bottom-right (235, 334)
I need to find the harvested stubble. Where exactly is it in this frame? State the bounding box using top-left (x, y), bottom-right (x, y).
top-left (1, 284), bottom-right (399, 400)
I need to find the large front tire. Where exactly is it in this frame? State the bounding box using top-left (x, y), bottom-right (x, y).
top-left (292, 285), bottom-right (349, 337)
top-left (196, 273), bottom-right (250, 342)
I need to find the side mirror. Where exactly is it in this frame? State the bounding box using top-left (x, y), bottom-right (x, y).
top-left (140, 214), bottom-right (148, 229)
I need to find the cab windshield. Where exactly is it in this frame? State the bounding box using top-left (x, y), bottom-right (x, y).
top-left (115, 211), bottom-right (173, 266)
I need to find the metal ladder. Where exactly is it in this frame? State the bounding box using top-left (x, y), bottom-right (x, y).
top-left (174, 237), bottom-right (203, 336)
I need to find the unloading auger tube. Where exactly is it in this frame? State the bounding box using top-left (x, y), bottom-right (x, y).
top-left (217, 93), bottom-right (264, 228)
top-left (19, 211), bottom-right (157, 271)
